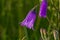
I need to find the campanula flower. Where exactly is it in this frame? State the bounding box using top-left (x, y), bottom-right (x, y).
top-left (20, 8), bottom-right (36, 30)
top-left (39, 0), bottom-right (48, 18)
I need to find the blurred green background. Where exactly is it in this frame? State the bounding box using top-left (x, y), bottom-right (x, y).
top-left (0, 0), bottom-right (60, 40)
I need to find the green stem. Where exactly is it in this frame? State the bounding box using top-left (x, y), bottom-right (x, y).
top-left (23, 27), bottom-right (29, 40)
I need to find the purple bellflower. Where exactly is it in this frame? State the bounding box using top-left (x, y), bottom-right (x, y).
top-left (20, 8), bottom-right (36, 30)
top-left (39, 0), bottom-right (48, 18)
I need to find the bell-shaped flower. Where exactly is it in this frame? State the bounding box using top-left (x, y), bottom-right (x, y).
top-left (39, 0), bottom-right (48, 18)
top-left (20, 8), bottom-right (36, 30)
